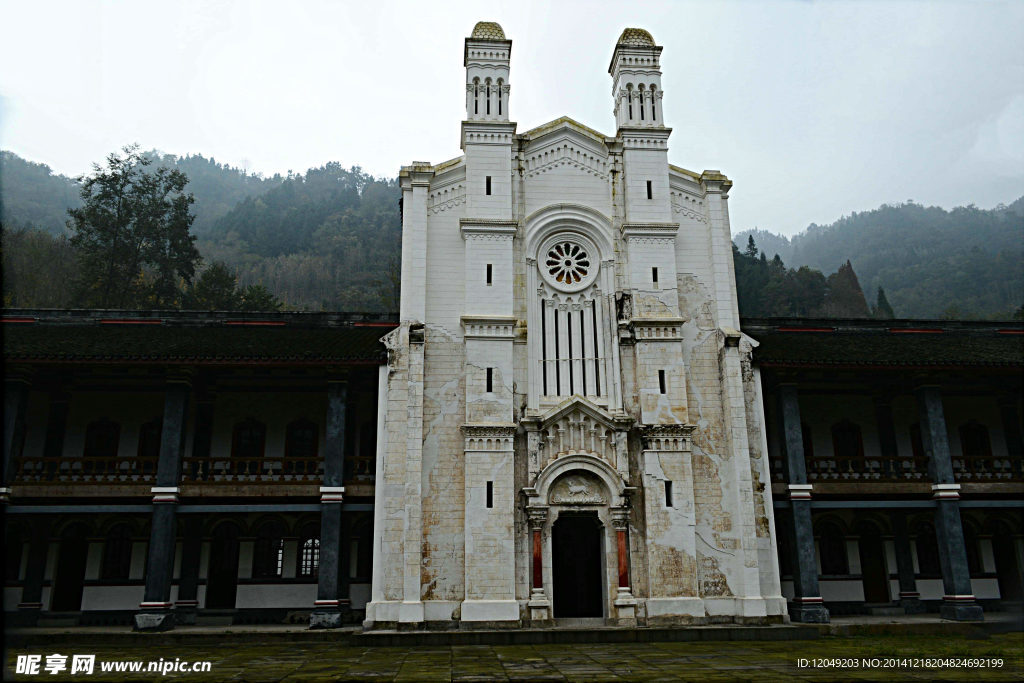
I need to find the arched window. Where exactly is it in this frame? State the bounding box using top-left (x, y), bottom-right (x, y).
top-left (831, 420), bottom-right (864, 463)
top-left (650, 84), bottom-right (657, 121)
top-left (84, 419), bottom-right (120, 458)
top-left (473, 78), bottom-right (479, 115)
top-left (101, 524), bottom-right (133, 580)
top-left (914, 522), bottom-right (941, 576)
top-left (297, 523), bottom-right (320, 579)
top-left (497, 79), bottom-right (503, 116)
top-left (638, 84), bottom-right (645, 120)
top-left (137, 417), bottom-right (162, 460)
top-left (818, 521), bottom-right (849, 575)
top-left (959, 421), bottom-right (992, 459)
top-left (286, 419), bottom-right (318, 459)
top-left (910, 423), bottom-right (924, 459)
top-left (485, 79), bottom-right (491, 115)
top-left (232, 419), bottom-right (265, 460)
top-left (252, 520), bottom-right (285, 579)
top-left (627, 85), bottom-right (633, 120)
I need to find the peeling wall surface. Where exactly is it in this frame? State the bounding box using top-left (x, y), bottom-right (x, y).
top-left (364, 23), bottom-right (787, 629)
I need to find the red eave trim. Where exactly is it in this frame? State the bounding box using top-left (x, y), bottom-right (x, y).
top-left (997, 329), bottom-right (1024, 335)
top-left (889, 328), bottom-right (944, 334)
top-left (100, 318), bottom-right (163, 325)
top-left (224, 321), bottom-right (288, 326)
top-left (2, 317), bottom-right (38, 323)
top-left (776, 327), bottom-right (835, 333)
top-left (354, 322), bottom-right (399, 327)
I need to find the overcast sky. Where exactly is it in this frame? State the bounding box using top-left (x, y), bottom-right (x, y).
top-left (1, 0), bottom-right (1021, 236)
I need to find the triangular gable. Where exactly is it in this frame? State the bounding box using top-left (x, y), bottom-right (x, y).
top-left (537, 395), bottom-right (631, 432)
top-left (520, 116), bottom-right (610, 145)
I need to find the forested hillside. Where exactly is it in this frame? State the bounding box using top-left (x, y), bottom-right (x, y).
top-left (3, 148), bottom-right (1020, 318)
top-left (735, 200), bottom-right (1024, 319)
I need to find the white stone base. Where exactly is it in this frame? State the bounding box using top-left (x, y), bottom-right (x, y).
top-left (703, 596), bottom-right (773, 618)
top-left (645, 597), bottom-right (705, 618)
top-left (461, 599), bottom-right (519, 623)
top-left (399, 600), bottom-right (425, 624)
top-left (364, 600), bottom-right (400, 625)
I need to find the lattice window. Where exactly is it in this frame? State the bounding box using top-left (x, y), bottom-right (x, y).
top-left (545, 241), bottom-right (590, 285)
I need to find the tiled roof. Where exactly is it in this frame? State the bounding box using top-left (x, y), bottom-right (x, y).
top-left (2, 310), bottom-right (397, 365)
top-left (742, 318), bottom-right (1024, 368)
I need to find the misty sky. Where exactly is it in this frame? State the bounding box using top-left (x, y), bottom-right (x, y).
top-left (1, 0), bottom-right (1021, 236)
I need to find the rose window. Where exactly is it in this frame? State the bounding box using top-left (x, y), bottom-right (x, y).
top-left (546, 242), bottom-right (590, 285)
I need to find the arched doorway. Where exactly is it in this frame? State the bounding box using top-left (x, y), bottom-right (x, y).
top-left (51, 524), bottom-right (89, 611)
top-left (857, 522), bottom-right (890, 604)
top-left (205, 523), bottom-right (240, 609)
top-left (552, 512), bottom-right (603, 618)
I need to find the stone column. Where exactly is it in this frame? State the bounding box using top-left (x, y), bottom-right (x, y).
top-left (16, 517), bottom-right (52, 625)
top-left (526, 506), bottom-right (551, 623)
top-left (611, 508), bottom-right (637, 626)
top-left (777, 383), bottom-right (829, 623)
top-left (916, 385), bottom-right (983, 621)
top-left (134, 376), bottom-right (191, 631)
top-left (2, 372), bottom-right (31, 503)
top-left (890, 511), bottom-right (924, 613)
top-left (311, 379), bottom-right (347, 629)
top-left (174, 518), bottom-right (202, 624)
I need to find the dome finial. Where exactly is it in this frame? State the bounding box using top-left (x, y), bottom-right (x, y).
top-left (616, 28), bottom-right (656, 47)
top-left (471, 21), bottom-right (506, 40)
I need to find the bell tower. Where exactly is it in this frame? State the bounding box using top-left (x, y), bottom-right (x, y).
top-left (609, 28), bottom-right (664, 130)
top-left (465, 21), bottom-right (511, 122)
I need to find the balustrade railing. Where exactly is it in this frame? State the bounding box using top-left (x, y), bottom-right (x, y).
top-left (807, 454), bottom-right (931, 481)
top-left (181, 456), bottom-right (323, 483)
top-left (15, 456), bottom-right (158, 483)
top-left (953, 454), bottom-right (1023, 481)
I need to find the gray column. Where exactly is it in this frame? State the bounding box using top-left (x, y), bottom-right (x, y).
top-left (2, 373), bottom-right (31, 501)
top-left (777, 383), bottom-right (829, 623)
top-left (174, 518), bottom-right (202, 625)
top-left (16, 517), bottom-right (51, 625)
top-left (916, 385), bottom-right (983, 621)
top-left (890, 511), bottom-right (924, 613)
top-left (134, 376), bottom-right (191, 631)
top-left (311, 379), bottom-right (347, 629)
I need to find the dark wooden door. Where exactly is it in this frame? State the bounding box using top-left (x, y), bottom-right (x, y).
top-left (552, 513), bottom-right (603, 618)
top-left (205, 536), bottom-right (239, 609)
top-left (858, 532), bottom-right (890, 603)
top-left (51, 537), bottom-right (88, 611)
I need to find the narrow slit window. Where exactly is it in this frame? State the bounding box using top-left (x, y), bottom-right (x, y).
top-left (486, 367), bottom-right (493, 393)
top-left (628, 91), bottom-right (633, 119)
top-left (639, 91), bottom-right (645, 120)
top-left (647, 180), bottom-right (653, 199)
top-left (485, 176), bottom-right (492, 195)
top-left (651, 90), bottom-right (657, 121)
top-left (486, 86), bottom-right (491, 114)
top-left (486, 481), bottom-right (493, 508)
top-left (652, 267), bottom-right (659, 285)
top-left (665, 480), bottom-right (673, 508)
top-left (474, 86), bottom-right (479, 115)
top-left (486, 263), bottom-right (492, 285)
top-left (498, 87), bottom-right (502, 115)
top-left (658, 369), bottom-right (667, 394)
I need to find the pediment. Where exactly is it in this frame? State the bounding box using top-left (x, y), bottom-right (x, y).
top-left (520, 118), bottom-right (611, 182)
top-left (535, 395), bottom-right (631, 433)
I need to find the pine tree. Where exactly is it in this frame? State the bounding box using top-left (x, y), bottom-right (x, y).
top-left (873, 287), bottom-right (895, 319)
top-left (823, 260), bottom-right (871, 317)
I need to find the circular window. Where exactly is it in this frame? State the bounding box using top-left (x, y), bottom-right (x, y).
top-left (538, 235), bottom-right (599, 292)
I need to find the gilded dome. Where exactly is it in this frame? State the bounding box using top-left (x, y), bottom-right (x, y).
top-left (471, 21), bottom-right (506, 40)
top-left (616, 28), bottom-right (656, 47)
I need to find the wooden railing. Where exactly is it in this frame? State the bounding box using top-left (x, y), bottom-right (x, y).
top-left (15, 456), bottom-right (158, 483)
top-left (770, 454), bottom-right (932, 482)
top-left (181, 457), bottom-right (323, 483)
top-left (953, 455), bottom-right (1022, 481)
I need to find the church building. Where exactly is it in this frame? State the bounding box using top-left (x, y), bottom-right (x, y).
top-left (365, 22), bottom-right (788, 628)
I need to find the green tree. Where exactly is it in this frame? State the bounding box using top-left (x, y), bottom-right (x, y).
top-left (822, 260), bottom-right (871, 317)
top-left (239, 283), bottom-right (282, 312)
top-left (873, 287), bottom-right (895, 319)
top-left (67, 144), bottom-right (199, 307)
top-left (187, 261), bottom-right (241, 310)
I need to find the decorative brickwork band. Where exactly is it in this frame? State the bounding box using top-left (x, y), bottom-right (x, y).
top-left (319, 486), bottom-right (345, 503)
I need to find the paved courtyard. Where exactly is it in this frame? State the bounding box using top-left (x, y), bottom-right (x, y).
top-left (5, 632), bottom-right (1022, 681)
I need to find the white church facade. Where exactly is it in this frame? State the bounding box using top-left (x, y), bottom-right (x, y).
top-left (366, 23), bottom-right (789, 628)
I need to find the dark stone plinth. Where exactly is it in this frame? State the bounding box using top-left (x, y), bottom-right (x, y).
top-left (309, 610), bottom-right (343, 629)
top-left (133, 611), bottom-right (175, 632)
top-left (941, 601), bottom-right (984, 622)
top-left (789, 603), bottom-right (830, 623)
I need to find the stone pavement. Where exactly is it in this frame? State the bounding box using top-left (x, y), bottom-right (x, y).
top-left (5, 631), bottom-right (1023, 681)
